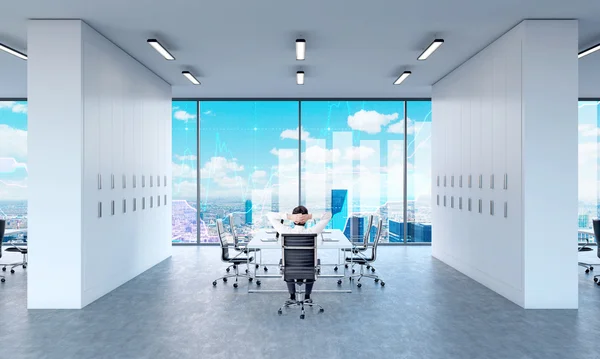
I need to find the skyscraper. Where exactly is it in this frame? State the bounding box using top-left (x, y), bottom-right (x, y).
top-left (331, 189), bottom-right (348, 231)
top-left (245, 199), bottom-right (252, 225)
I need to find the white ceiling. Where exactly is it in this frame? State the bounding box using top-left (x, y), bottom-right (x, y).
top-left (1, 0), bottom-right (600, 98)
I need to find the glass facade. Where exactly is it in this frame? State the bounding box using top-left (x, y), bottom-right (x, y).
top-left (578, 101), bottom-right (600, 244)
top-left (172, 100), bottom-right (432, 244)
top-left (0, 101), bottom-right (28, 244)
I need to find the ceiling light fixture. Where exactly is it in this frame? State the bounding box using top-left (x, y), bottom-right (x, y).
top-left (182, 71), bottom-right (200, 85)
top-left (147, 39), bottom-right (175, 60)
top-left (578, 43), bottom-right (600, 59)
top-left (296, 71), bottom-right (305, 85)
top-left (0, 42), bottom-right (27, 60)
top-left (296, 39), bottom-right (306, 60)
top-left (393, 71), bottom-right (411, 85)
top-left (418, 39), bottom-right (444, 60)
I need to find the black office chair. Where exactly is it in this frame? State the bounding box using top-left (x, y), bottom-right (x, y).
top-left (2, 232), bottom-right (28, 274)
top-left (592, 219), bottom-right (600, 286)
top-left (341, 214), bottom-right (374, 273)
top-left (212, 219), bottom-right (256, 288)
top-left (578, 232), bottom-right (595, 273)
top-left (227, 213), bottom-right (266, 272)
top-left (0, 220), bottom-right (5, 283)
top-left (345, 218), bottom-right (385, 288)
top-left (277, 233), bottom-right (324, 319)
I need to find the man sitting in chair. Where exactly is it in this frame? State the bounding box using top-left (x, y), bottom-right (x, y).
top-left (267, 206), bottom-right (332, 303)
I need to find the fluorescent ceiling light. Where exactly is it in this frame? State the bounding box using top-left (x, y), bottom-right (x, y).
top-left (147, 39), bottom-right (175, 60)
top-left (296, 71), bottom-right (305, 85)
top-left (182, 71), bottom-right (200, 85)
top-left (393, 71), bottom-right (411, 85)
top-left (0, 42), bottom-right (27, 60)
top-left (418, 39), bottom-right (444, 60)
top-left (578, 43), bottom-right (600, 59)
top-left (296, 39), bottom-right (306, 60)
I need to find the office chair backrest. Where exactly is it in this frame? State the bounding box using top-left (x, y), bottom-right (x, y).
top-left (281, 233), bottom-right (318, 282)
top-left (370, 218), bottom-right (383, 261)
top-left (216, 219), bottom-right (230, 261)
top-left (593, 219), bottom-right (600, 259)
top-left (0, 219), bottom-right (4, 259)
top-left (363, 214), bottom-right (374, 245)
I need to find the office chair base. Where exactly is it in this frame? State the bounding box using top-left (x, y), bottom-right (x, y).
top-left (278, 300), bottom-right (324, 319)
top-left (578, 262), bottom-right (594, 274)
top-left (0, 275), bottom-right (5, 283)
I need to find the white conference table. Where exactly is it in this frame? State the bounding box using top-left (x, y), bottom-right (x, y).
top-left (245, 229), bottom-right (354, 293)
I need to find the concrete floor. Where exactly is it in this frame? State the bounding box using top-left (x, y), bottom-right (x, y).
top-left (1, 246), bottom-right (599, 359)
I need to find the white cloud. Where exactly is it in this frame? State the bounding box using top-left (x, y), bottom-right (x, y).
top-left (0, 125), bottom-right (27, 160)
top-left (270, 148), bottom-right (295, 159)
top-left (280, 127), bottom-right (311, 141)
top-left (216, 175), bottom-right (245, 188)
top-left (0, 157), bottom-right (28, 174)
top-left (172, 162), bottom-right (197, 179)
top-left (343, 146), bottom-right (376, 161)
top-left (11, 104), bottom-right (27, 114)
top-left (0, 179), bottom-right (28, 201)
top-left (173, 110), bottom-right (196, 121)
top-left (388, 118), bottom-right (415, 135)
top-left (203, 110), bottom-right (213, 115)
top-left (0, 101), bottom-right (16, 109)
top-left (578, 124), bottom-right (600, 138)
top-left (347, 110), bottom-right (399, 134)
top-left (172, 180), bottom-right (198, 199)
top-left (175, 154), bottom-right (197, 161)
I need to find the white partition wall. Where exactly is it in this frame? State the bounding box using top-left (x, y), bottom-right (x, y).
top-left (432, 20), bottom-right (578, 309)
top-left (28, 20), bottom-right (172, 309)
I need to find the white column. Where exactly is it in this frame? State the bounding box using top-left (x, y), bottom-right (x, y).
top-left (27, 20), bottom-right (172, 309)
top-left (432, 20), bottom-right (578, 309)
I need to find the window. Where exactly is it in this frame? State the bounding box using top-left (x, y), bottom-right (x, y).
top-left (199, 101), bottom-right (299, 242)
top-left (405, 101), bottom-right (432, 242)
top-left (578, 101), bottom-right (599, 244)
top-left (171, 101), bottom-right (198, 243)
top-left (0, 101), bottom-right (28, 244)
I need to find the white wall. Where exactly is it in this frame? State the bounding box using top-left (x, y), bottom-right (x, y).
top-left (432, 20), bottom-right (578, 309)
top-left (27, 20), bottom-right (172, 309)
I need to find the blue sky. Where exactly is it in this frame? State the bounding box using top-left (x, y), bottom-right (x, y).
top-left (0, 101), bottom-right (28, 201)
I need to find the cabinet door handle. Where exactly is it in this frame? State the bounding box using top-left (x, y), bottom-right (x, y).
top-left (444, 175), bottom-right (447, 187)
top-left (479, 174), bottom-right (483, 189)
top-left (459, 197), bottom-right (463, 210)
top-left (98, 202), bottom-right (102, 218)
top-left (150, 175), bottom-right (153, 188)
top-left (158, 176), bottom-right (161, 187)
top-left (490, 174), bottom-right (494, 189)
top-left (490, 200), bottom-right (494, 215)
top-left (123, 174), bottom-right (126, 189)
top-left (133, 198), bottom-right (137, 211)
top-left (504, 173), bottom-right (508, 190)
top-left (504, 201), bottom-right (508, 218)
top-left (164, 194), bottom-right (167, 204)
top-left (459, 175), bottom-right (463, 188)
top-left (133, 175), bottom-right (137, 188)
top-left (478, 199), bottom-right (482, 213)
top-left (123, 199), bottom-right (127, 213)
top-left (98, 174), bottom-right (102, 190)
top-left (443, 195), bottom-right (447, 207)
top-left (437, 175), bottom-right (440, 187)
top-left (451, 196), bottom-right (454, 208)
top-left (468, 175), bottom-right (472, 188)
top-left (111, 200), bottom-right (115, 215)
top-left (164, 175), bottom-right (167, 187)
top-left (437, 194), bottom-right (440, 206)
top-left (451, 175), bottom-right (454, 188)
top-left (111, 174), bottom-right (115, 189)
top-left (468, 198), bottom-right (472, 211)
top-left (142, 175), bottom-right (146, 188)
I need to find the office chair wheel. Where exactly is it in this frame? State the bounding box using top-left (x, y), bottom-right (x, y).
top-left (249, 277), bottom-right (253, 282)
top-left (366, 265), bottom-right (371, 269)
top-left (352, 269), bottom-right (355, 274)
top-left (212, 281), bottom-right (217, 286)
top-left (319, 308), bottom-right (324, 313)
top-left (256, 280), bottom-right (261, 286)
top-left (1, 267), bottom-right (5, 272)
top-left (278, 309), bottom-right (283, 315)
top-left (375, 278), bottom-right (379, 283)
top-left (334, 266), bottom-right (338, 271)
top-left (300, 314), bottom-right (305, 320)
top-left (371, 268), bottom-right (376, 273)
top-left (591, 266), bottom-right (594, 271)
top-left (223, 278), bottom-right (228, 282)
top-left (226, 268), bottom-right (231, 273)
top-left (586, 269), bottom-right (590, 274)
top-left (337, 280), bottom-right (342, 285)
top-left (1, 278), bottom-right (4, 283)
top-left (22, 265), bottom-right (26, 269)
top-left (255, 264), bottom-right (259, 269)
top-left (245, 269), bottom-right (249, 274)
top-left (233, 283), bottom-right (238, 288)
top-left (380, 281), bottom-right (385, 287)
top-left (345, 264), bottom-right (348, 269)
top-left (264, 267), bottom-right (268, 272)
top-left (10, 269), bottom-right (15, 274)
top-left (233, 265), bottom-right (237, 269)
top-left (594, 277), bottom-right (598, 283)
top-left (357, 283), bottom-right (362, 288)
